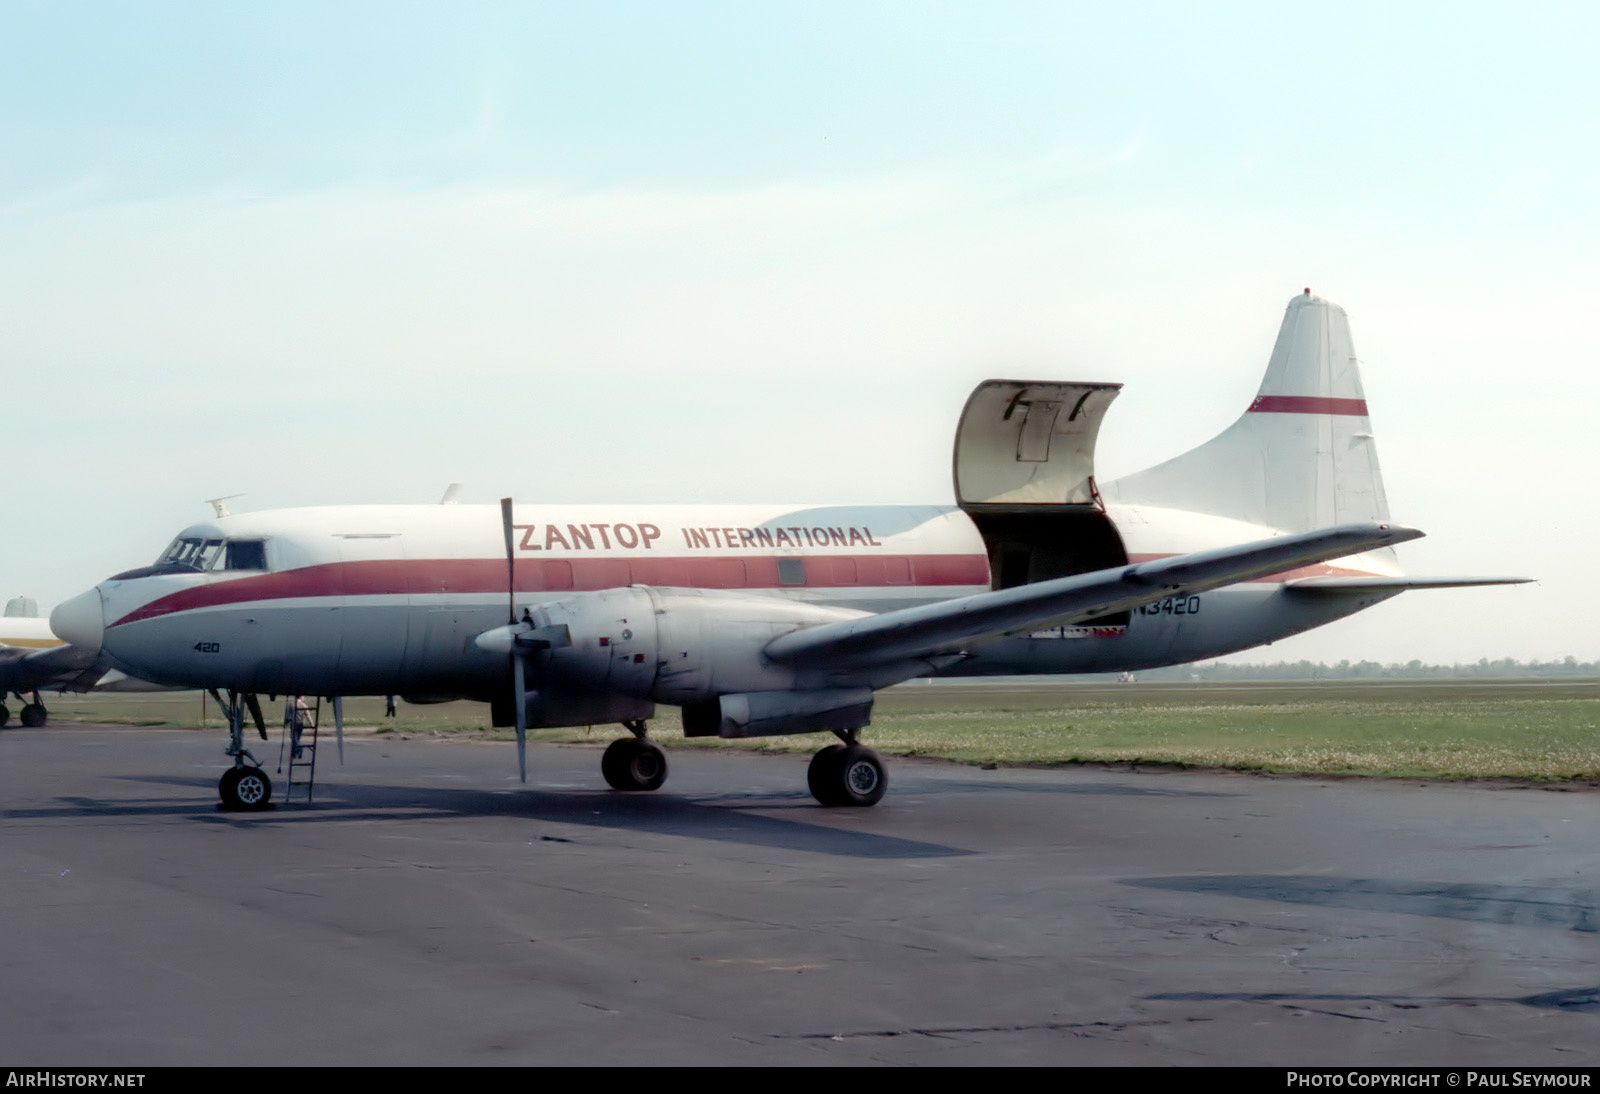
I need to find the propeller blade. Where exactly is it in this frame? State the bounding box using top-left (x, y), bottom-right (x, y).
top-left (512, 649), bottom-right (527, 783)
top-left (500, 497), bottom-right (516, 625)
top-left (502, 496), bottom-right (527, 782)
top-left (331, 695), bottom-right (345, 765)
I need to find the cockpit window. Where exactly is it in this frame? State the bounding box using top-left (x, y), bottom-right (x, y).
top-left (157, 537), bottom-right (222, 570)
top-left (223, 540), bottom-right (267, 570)
top-left (159, 538), bottom-right (196, 566)
top-left (196, 540), bottom-right (225, 569)
top-left (129, 536), bottom-right (267, 578)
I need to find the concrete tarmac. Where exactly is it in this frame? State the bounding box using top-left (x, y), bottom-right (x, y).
top-left (1, 724), bottom-right (1596, 1066)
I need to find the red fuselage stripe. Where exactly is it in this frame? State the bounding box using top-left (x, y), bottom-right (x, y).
top-left (1248, 395), bottom-right (1369, 416)
top-left (109, 554), bottom-right (994, 628)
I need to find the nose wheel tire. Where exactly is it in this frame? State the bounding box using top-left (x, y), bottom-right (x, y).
top-left (19, 703), bottom-right (46, 728)
top-left (219, 766), bottom-right (274, 811)
top-left (601, 737), bottom-right (668, 792)
top-left (808, 744), bottom-right (887, 807)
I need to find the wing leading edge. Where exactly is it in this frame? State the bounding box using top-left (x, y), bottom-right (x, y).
top-left (764, 522), bottom-right (1425, 670)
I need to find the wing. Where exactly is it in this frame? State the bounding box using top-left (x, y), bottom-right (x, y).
top-left (765, 522), bottom-right (1424, 669)
top-left (1284, 576), bottom-right (1532, 594)
top-left (0, 642), bottom-right (110, 693)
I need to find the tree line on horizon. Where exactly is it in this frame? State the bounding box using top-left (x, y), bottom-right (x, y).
top-left (1121, 656), bottom-right (1596, 681)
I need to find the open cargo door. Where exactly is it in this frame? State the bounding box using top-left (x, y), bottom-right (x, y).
top-left (955, 381), bottom-right (1122, 507)
top-left (953, 381), bottom-right (1129, 594)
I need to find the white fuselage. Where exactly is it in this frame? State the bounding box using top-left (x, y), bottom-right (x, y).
top-left (0, 616), bottom-right (61, 651)
top-left (77, 501), bottom-right (1403, 701)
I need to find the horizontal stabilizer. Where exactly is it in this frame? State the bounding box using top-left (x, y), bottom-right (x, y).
top-left (765, 522), bottom-right (1423, 669)
top-left (1284, 576), bottom-right (1532, 595)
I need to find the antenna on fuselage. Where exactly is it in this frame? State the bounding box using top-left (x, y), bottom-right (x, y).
top-left (206, 494), bottom-right (245, 518)
top-left (500, 497), bottom-right (527, 783)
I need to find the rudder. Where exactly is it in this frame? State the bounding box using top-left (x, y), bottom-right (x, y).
top-left (1102, 290), bottom-right (1390, 533)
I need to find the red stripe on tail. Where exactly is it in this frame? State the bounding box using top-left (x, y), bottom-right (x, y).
top-left (1248, 396), bottom-right (1369, 416)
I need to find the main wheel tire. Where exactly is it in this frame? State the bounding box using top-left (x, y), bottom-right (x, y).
top-left (601, 738), bottom-right (668, 792)
top-left (19, 703), bottom-right (46, 728)
top-left (816, 745), bottom-right (887, 807)
top-left (0, 703), bottom-right (9, 728)
top-left (807, 744), bottom-right (848, 806)
top-left (219, 766), bottom-right (273, 811)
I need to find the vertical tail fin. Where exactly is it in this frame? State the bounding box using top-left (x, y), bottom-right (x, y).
top-left (1103, 290), bottom-right (1390, 533)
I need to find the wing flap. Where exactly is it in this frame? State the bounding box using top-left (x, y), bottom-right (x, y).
top-left (765, 522), bottom-right (1423, 669)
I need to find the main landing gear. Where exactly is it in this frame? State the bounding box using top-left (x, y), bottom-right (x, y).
top-left (807, 735), bottom-right (887, 807)
top-left (0, 691), bottom-right (49, 728)
top-left (596, 720), bottom-right (886, 806)
top-left (602, 720), bottom-right (668, 792)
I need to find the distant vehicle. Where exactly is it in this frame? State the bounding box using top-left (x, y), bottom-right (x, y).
top-left (52, 292), bottom-right (1526, 809)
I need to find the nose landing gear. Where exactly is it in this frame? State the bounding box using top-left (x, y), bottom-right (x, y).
top-left (0, 691), bottom-right (48, 728)
top-left (214, 689), bottom-right (274, 812)
top-left (219, 765), bottom-right (273, 810)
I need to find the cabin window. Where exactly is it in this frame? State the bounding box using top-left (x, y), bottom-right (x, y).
top-left (819, 558), bottom-right (856, 584)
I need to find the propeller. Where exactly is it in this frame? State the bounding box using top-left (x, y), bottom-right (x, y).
top-left (501, 497), bottom-right (527, 783)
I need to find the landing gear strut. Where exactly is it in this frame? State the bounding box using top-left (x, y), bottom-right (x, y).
top-left (602, 719), bottom-right (668, 792)
top-left (808, 734), bottom-right (887, 807)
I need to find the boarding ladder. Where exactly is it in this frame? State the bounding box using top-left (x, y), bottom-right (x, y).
top-left (277, 696), bottom-right (321, 803)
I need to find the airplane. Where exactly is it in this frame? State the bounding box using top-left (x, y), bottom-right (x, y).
top-left (0, 596), bottom-right (164, 726)
top-left (48, 291), bottom-right (1526, 810)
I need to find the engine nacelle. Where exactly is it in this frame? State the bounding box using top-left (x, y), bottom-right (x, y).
top-left (522, 586), bottom-right (869, 705)
top-left (683, 687), bottom-right (874, 739)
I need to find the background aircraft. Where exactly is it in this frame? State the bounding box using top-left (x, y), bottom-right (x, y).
top-left (50, 293), bottom-right (1524, 809)
top-left (0, 596), bottom-right (164, 726)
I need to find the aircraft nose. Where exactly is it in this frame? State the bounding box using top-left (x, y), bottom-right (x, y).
top-left (50, 588), bottom-right (105, 654)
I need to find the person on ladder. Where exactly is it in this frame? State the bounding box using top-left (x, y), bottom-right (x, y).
top-left (287, 695), bottom-right (311, 758)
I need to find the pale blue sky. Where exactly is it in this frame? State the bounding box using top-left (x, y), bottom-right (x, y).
top-left (9, 4), bottom-right (1594, 204)
top-left (2, 2), bottom-right (1594, 661)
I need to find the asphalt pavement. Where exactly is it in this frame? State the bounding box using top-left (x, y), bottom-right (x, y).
top-left (1, 724), bottom-right (1595, 1065)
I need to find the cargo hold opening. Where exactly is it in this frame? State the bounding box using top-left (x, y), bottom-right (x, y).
top-left (966, 508), bottom-right (1128, 592)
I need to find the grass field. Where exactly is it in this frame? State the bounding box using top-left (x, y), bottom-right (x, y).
top-left (30, 678), bottom-right (1600, 782)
